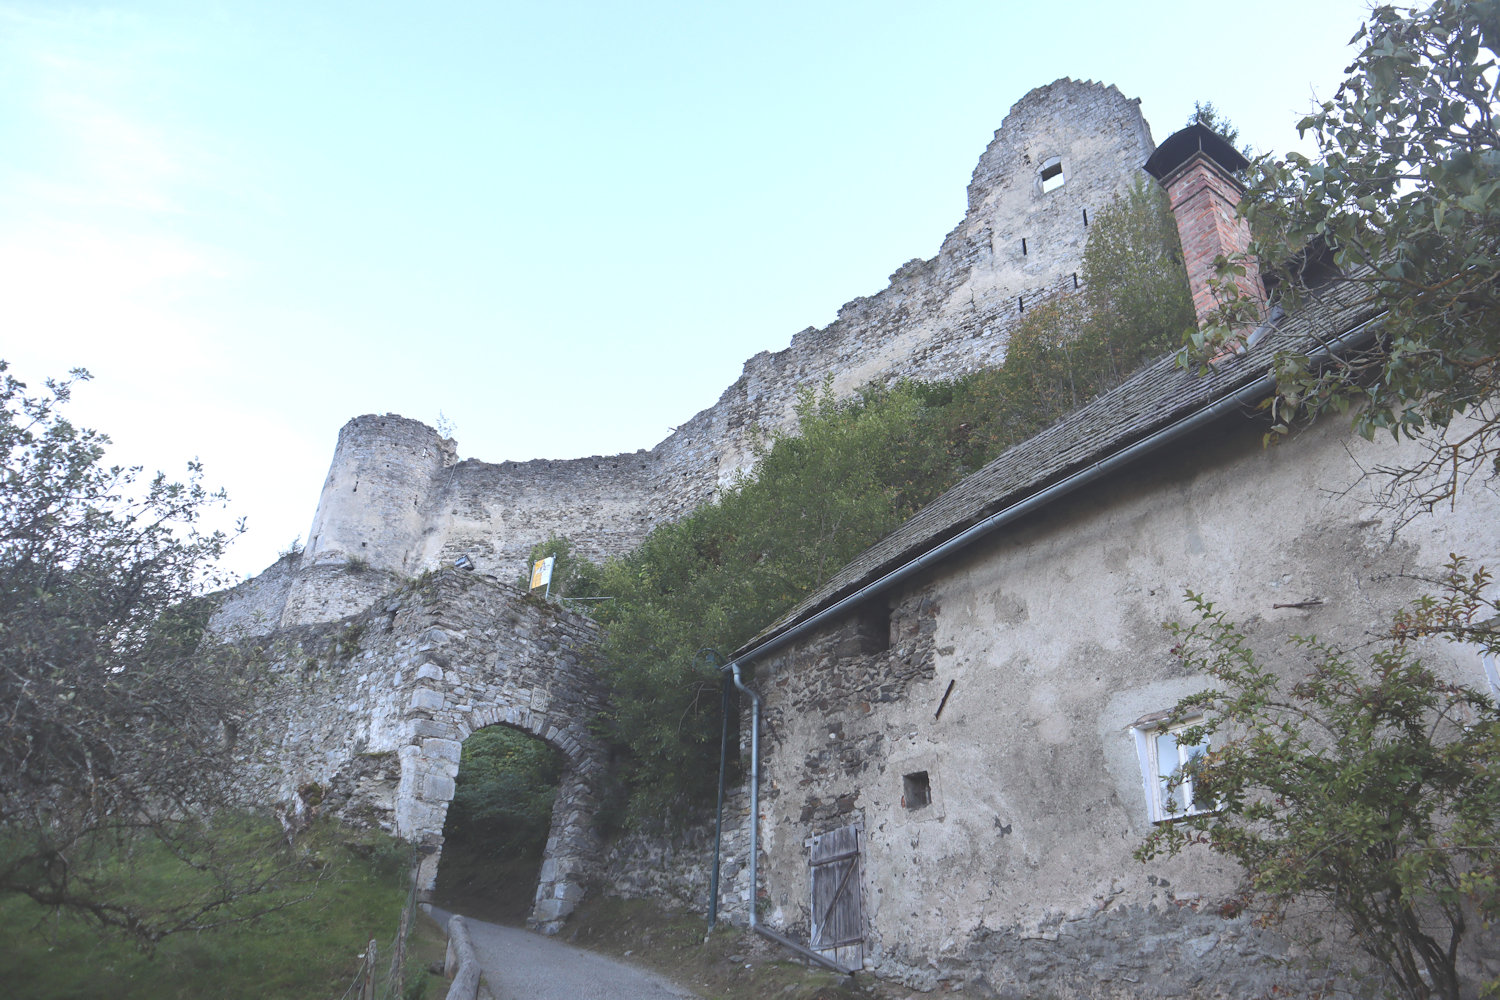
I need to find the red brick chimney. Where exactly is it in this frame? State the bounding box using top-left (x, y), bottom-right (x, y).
top-left (1145, 124), bottom-right (1265, 336)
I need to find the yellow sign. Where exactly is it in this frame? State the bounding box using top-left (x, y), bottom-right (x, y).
top-left (529, 556), bottom-right (555, 591)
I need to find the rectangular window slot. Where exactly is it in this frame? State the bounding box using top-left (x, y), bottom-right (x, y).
top-left (1082, 207), bottom-right (1089, 227)
top-left (1017, 296), bottom-right (1024, 314)
top-left (1072, 273), bottom-right (1079, 289)
top-left (902, 771), bottom-right (931, 810)
top-left (1021, 237), bottom-right (1028, 256)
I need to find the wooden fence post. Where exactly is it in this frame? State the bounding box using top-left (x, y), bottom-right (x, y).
top-left (360, 938), bottom-right (377, 1000)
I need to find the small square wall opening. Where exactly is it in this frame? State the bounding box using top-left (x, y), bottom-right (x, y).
top-left (903, 771), bottom-right (931, 810)
top-left (1040, 157), bottom-right (1065, 193)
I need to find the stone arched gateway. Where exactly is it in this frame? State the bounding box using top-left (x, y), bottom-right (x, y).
top-left (399, 663), bottom-right (611, 933)
top-left (249, 570), bottom-right (610, 933)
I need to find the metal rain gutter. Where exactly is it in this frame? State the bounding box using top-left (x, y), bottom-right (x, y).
top-left (725, 663), bottom-right (761, 929)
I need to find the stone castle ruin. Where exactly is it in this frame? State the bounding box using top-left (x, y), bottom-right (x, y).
top-left (212, 78), bottom-right (1154, 636)
top-left (217, 79), bottom-right (1161, 930)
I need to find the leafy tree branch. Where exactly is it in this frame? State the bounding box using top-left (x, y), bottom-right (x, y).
top-left (1191, 1), bottom-right (1500, 512)
top-left (0, 361), bottom-right (315, 951)
top-left (1139, 557), bottom-right (1500, 1000)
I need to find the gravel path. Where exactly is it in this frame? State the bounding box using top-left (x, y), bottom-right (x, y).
top-left (429, 907), bottom-right (700, 1000)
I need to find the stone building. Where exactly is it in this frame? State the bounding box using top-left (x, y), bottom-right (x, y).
top-left (715, 126), bottom-right (1500, 995)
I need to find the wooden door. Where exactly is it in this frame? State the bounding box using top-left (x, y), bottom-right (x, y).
top-left (808, 823), bottom-right (863, 969)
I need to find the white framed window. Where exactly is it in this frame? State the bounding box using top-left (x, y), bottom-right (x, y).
top-left (1481, 649), bottom-right (1500, 700)
top-left (1130, 714), bottom-right (1213, 823)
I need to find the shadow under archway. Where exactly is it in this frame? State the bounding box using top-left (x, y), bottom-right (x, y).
top-left (434, 724), bottom-right (562, 925)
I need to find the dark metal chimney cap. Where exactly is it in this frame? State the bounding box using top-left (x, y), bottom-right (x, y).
top-left (1144, 123), bottom-right (1250, 180)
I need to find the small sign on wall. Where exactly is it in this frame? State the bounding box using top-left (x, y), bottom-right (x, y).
top-left (529, 556), bottom-right (555, 594)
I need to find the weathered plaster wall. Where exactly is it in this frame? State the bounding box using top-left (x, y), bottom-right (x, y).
top-left (749, 415), bottom-right (1500, 995)
top-left (211, 78), bottom-right (1160, 638)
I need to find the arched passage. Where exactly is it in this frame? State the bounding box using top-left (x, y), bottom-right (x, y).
top-left (247, 572), bottom-right (611, 933)
top-left (434, 725), bottom-right (563, 922)
top-left (386, 577), bottom-right (611, 933)
top-left (405, 706), bottom-right (608, 932)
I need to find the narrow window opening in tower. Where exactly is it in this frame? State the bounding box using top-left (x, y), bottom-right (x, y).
top-left (1041, 157), bottom-right (1065, 193)
top-left (1072, 273), bottom-right (1079, 289)
top-left (1018, 296), bottom-right (1025, 314)
top-left (1082, 207), bottom-right (1089, 227)
top-left (1021, 237), bottom-right (1028, 256)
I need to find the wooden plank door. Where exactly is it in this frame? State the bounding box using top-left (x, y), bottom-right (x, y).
top-left (808, 823), bottom-right (864, 969)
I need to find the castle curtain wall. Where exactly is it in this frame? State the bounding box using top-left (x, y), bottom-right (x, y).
top-left (209, 80), bottom-right (1160, 640)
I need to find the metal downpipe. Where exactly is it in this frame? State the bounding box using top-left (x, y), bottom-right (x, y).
top-left (726, 661), bottom-right (853, 975)
top-left (707, 655), bottom-right (730, 932)
top-left (727, 662), bottom-right (760, 931)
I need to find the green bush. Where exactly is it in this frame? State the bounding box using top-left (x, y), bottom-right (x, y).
top-left (1138, 558), bottom-right (1500, 1000)
top-left (585, 181), bottom-right (1195, 821)
top-left (442, 727), bottom-right (562, 858)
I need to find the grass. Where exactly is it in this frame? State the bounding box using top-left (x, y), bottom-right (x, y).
top-left (0, 815), bottom-right (447, 1000)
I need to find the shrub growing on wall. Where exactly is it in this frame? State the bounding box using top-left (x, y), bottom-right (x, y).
top-left (585, 182), bottom-right (1196, 822)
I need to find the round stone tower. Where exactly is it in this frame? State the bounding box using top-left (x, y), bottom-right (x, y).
top-left (301, 414), bottom-right (456, 576)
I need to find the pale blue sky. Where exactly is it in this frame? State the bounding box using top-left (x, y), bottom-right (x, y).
top-left (0, 0), bottom-right (1371, 579)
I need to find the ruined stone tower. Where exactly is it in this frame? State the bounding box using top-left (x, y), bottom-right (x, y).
top-left (211, 77), bottom-right (1156, 638)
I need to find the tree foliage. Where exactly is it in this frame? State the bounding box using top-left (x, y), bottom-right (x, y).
top-left (581, 181), bottom-right (1195, 820)
top-left (1202, 0), bottom-right (1500, 509)
top-left (1187, 100), bottom-right (1253, 159)
top-left (1138, 559), bottom-right (1500, 1000)
top-left (521, 534), bottom-right (605, 603)
top-left (0, 362), bottom-right (298, 950)
top-left (442, 726), bottom-right (561, 858)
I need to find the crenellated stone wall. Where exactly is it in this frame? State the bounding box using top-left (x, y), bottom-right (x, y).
top-left (210, 78), bottom-right (1160, 638)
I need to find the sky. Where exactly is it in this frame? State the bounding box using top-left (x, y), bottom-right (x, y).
top-left (0, 0), bottom-right (1374, 581)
